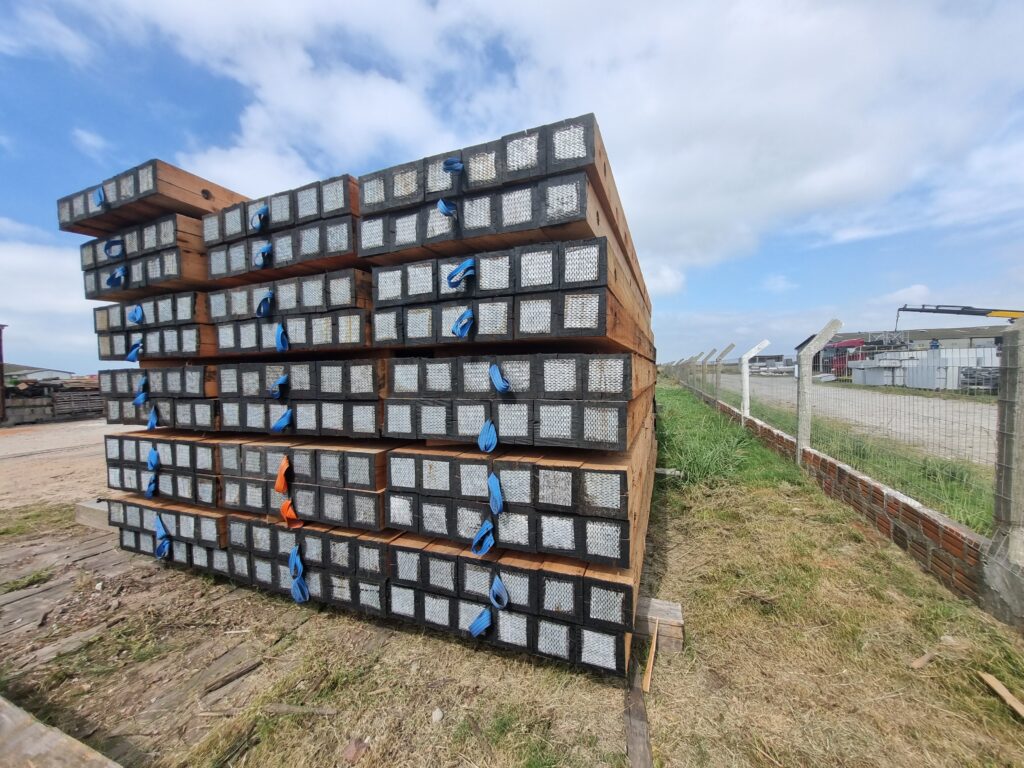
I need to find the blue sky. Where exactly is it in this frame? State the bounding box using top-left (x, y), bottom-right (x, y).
top-left (1, 1), bottom-right (1023, 373)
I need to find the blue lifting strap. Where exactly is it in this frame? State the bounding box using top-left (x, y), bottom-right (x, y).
top-left (490, 573), bottom-right (509, 610)
top-left (146, 446), bottom-right (160, 471)
top-left (255, 290), bottom-right (274, 318)
top-left (127, 304), bottom-right (144, 324)
top-left (132, 391), bottom-right (147, 407)
top-left (92, 186), bottom-right (106, 207)
top-left (437, 198), bottom-right (458, 218)
top-left (471, 518), bottom-right (495, 556)
top-left (488, 363), bottom-right (511, 393)
top-left (103, 239), bottom-right (124, 259)
top-left (135, 374), bottom-right (148, 394)
top-left (145, 473), bottom-right (158, 499)
top-left (250, 204), bottom-right (269, 231)
top-left (126, 342), bottom-right (143, 362)
top-left (106, 265), bottom-right (127, 288)
top-left (269, 373), bottom-right (288, 399)
top-left (289, 545), bottom-right (310, 603)
top-left (147, 407), bottom-right (158, 431)
top-left (487, 471), bottom-right (504, 515)
top-left (452, 308), bottom-right (474, 338)
top-left (446, 258), bottom-right (476, 288)
top-left (275, 323), bottom-right (289, 352)
top-left (469, 606), bottom-right (491, 637)
top-left (442, 157), bottom-right (464, 173)
top-left (154, 515), bottom-right (171, 559)
top-left (253, 242), bottom-right (272, 269)
top-left (270, 408), bottom-right (293, 433)
top-left (477, 419), bottom-right (497, 453)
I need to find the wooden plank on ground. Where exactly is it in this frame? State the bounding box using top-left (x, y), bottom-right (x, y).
top-left (0, 695), bottom-right (123, 767)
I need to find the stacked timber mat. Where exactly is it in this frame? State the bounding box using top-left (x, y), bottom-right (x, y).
top-left (62, 114), bottom-right (656, 675)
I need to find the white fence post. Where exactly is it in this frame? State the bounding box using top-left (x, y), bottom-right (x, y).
top-left (700, 349), bottom-right (717, 394)
top-left (714, 344), bottom-right (735, 401)
top-left (739, 339), bottom-right (770, 425)
top-left (689, 352), bottom-right (703, 389)
top-left (797, 319), bottom-right (843, 466)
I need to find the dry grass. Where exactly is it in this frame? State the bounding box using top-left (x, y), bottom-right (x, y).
top-left (0, 503), bottom-right (76, 537)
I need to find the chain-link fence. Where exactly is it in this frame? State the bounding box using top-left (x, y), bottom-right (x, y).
top-left (662, 324), bottom-right (1012, 536)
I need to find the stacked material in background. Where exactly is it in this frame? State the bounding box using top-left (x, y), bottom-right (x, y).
top-left (62, 114), bottom-right (656, 675)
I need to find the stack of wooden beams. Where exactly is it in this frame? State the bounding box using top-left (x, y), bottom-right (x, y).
top-left (63, 114), bottom-right (656, 675)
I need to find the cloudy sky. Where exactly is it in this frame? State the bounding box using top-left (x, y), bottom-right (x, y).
top-left (2, 1), bottom-right (1023, 372)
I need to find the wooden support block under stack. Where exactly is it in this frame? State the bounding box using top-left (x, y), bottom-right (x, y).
top-left (69, 113), bottom-right (657, 676)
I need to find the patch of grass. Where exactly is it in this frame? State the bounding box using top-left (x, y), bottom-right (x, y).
top-left (0, 568), bottom-right (53, 594)
top-left (0, 504), bottom-right (75, 537)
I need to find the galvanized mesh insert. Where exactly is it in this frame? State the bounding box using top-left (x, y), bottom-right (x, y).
top-left (502, 188), bottom-right (533, 227)
top-left (501, 571), bottom-right (531, 607)
top-left (428, 557), bottom-right (455, 591)
top-left (157, 298), bottom-right (174, 323)
top-left (182, 328), bottom-right (199, 353)
top-left (358, 544), bottom-right (381, 574)
top-left (553, 124), bottom-right (587, 160)
top-left (586, 520), bottom-right (622, 560)
top-left (270, 192), bottom-right (291, 222)
top-left (390, 585), bottom-right (416, 617)
top-left (286, 317), bottom-right (308, 345)
top-left (540, 515), bottom-right (575, 550)
top-left (251, 526), bottom-right (271, 553)
top-left (419, 460), bottom-right (448, 495)
top-left (461, 361), bottom-right (490, 394)
top-left (362, 177), bottom-right (385, 205)
top-left (349, 363), bottom-right (374, 395)
top-left (538, 469), bottom-right (573, 507)
top-left (223, 207), bottom-right (243, 237)
top-left (360, 218), bottom-right (385, 250)
top-left (276, 529), bottom-right (298, 557)
top-left (455, 505), bottom-right (485, 539)
top-left (210, 248), bottom-right (228, 276)
top-left (421, 502), bottom-right (449, 535)
top-left (146, 256), bottom-right (161, 281)
top-left (253, 558), bottom-right (273, 585)
top-left (321, 402), bottom-right (344, 432)
top-left (497, 512), bottom-right (529, 546)
top-left (218, 325), bottom-right (235, 349)
top-left (228, 242), bottom-right (246, 271)
top-left (564, 294), bottom-right (601, 330)
top-left (545, 180), bottom-right (582, 219)
top-left (328, 275), bottom-right (352, 306)
top-left (544, 359), bottom-right (577, 393)
top-left (300, 278), bottom-right (324, 309)
top-left (388, 495), bottom-right (414, 527)
top-left (219, 366), bottom-right (238, 394)
top-left (303, 535), bottom-right (323, 564)
top-left (563, 243), bottom-right (601, 284)
top-left (462, 196), bottom-right (491, 229)
top-left (459, 464), bottom-right (488, 498)
top-left (311, 316), bottom-right (333, 345)
top-left (107, 466), bottom-right (121, 488)
top-left (587, 358), bottom-right (625, 395)
top-left (307, 572), bottom-right (324, 600)
top-left (423, 594), bottom-right (450, 627)
top-left (406, 307), bottom-right (432, 339)
top-left (246, 482), bottom-right (266, 510)
top-left (139, 535), bottom-right (155, 556)
top-left (497, 612), bottom-right (528, 647)
top-left (477, 302), bottom-right (509, 335)
top-left (320, 364), bottom-right (345, 395)
top-left (466, 150), bottom-right (497, 184)
top-left (329, 541), bottom-right (350, 570)
top-left (502, 361), bottom-right (531, 392)
top-left (292, 450), bottom-right (313, 479)
top-left (158, 218), bottom-right (175, 247)
top-left (349, 404), bottom-right (376, 434)
top-left (299, 225), bottom-right (320, 256)
top-left (143, 224), bottom-right (157, 251)
top-left (462, 562), bottom-right (490, 598)
top-left (479, 254), bottom-right (511, 291)
top-left (456, 404), bottom-right (486, 437)
top-left (405, 262), bottom-right (433, 298)
top-left (269, 487), bottom-right (288, 511)
top-left (353, 495), bottom-right (379, 527)
top-left (518, 299), bottom-right (552, 334)
top-left (212, 549), bottom-right (230, 574)
top-left (221, 401), bottom-right (241, 429)
top-left (395, 550), bottom-right (419, 582)
top-left (538, 404), bottom-right (573, 439)
top-left (374, 311), bottom-right (398, 343)
top-left (458, 601), bottom-right (484, 633)
top-left (199, 517), bottom-right (217, 542)
top-left (125, 505), bottom-right (141, 528)
top-left (424, 361), bottom-right (452, 392)
top-left (393, 212), bottom-right (418, 246)
top-left (518, 248), bottom-right (554, 288)
top-left (325, 220), bottom-right (349, 252)
top-left (425, 207), bottom-right (454, 239)
top-left (72, 194), bottom-right (85, 217)
top-left (377, 270), bottom-right (402, 302)
top-left (425, 158), bottom-right (452, 193)
top-left (174, 444), bottom-right (191, 468)
top-left (59, 200), bottom-right (71, 224)
top-left (105, 437), bottom-right (120, 460)
top-left (320, 453), bottom-right (343, 482)
top-left (506, 134), bottom-right (539, 171)
top-left (392, 362), bottom-right (419, 394)
top-left (589, 586), bottom-right (625, 624)
top-left (290, 363), bottom-right (311, 392)
top-left (347, 455), bottom-right (370, 486)
top-left (229, 289), bottom-right (249, 317)
top-left (419, 405), bottom-right (447, 436)
top-left (583, 405), bottom-right (619, 444)
top-left (184, 368), bottom-right (202, 395)
top-left (537, 619), bottom-right (570, 658)
top-left (231, 552), bottom-right (251, 579)
top-left (497, 402), bottom-right (530, 438)
top-left (322, 179), bottom-right (346, 213)
top-left (330, 574), bottom-right (352, 602)
top-left (196, 447), bottom-right (214, 472)
top-left (241, 370), bottom-right (261, 397)
top-left (542, 577), bottom-right (575, 614)
top-left (580, 628), bottom-right (617, 671)
top-left (387, 403), bottom-right (413, 435)
top-left (162, 330), bottom-right (179, 354)
top-left (323, 491), bottom-right (346, 523)
top-left (393, 168), bottom-right (419, 199)
top-left (337, 313), bottom-right (362, 344)
top-left (296, 186), bottom-right (318, 219)
top-left (245, 402), bottom-right (266, 430)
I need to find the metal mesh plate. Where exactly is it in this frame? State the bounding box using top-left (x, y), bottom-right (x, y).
top-left (585, 519), bottom-right (623, 561)
top-left (427, 556), bottom-right (455, 591)
top-left (420, 500), bottom-right (450, 536)
top-left (322, 490), bottom-right (346, 524)
top-left (563, 293), bottom-right (601, 331)
top-left (543, 358), bottom-right (578, 394)
top-left (583, 405), bottom-right (621, 445)
top-left (349, 403), bottom-right (376, 435)
top-left (418, 403), bottom-right (448, 437)
top-left (538, 469), bottom-right (573, 508)
top-left (580, 628), bottom-right (618, 671)
top-left (420, 458), bottom-right (451, 494)
top-left (517, 298), bottom-right (552, 335)
top-left (496, 511), bottom-right (530, 546)
top-left (360, 218), bottom-right (385, 250)
top-left (405, 307), bottom-right (433, 341)
top-left (328, 273), bottom-right (353, 306)
top-left (386, 403), bottom-right (413, 435)
top-left (588, 585), bottom-right (626, 625)
top-left (455, 403), bottom-right (486, 438)
top-left (390, 585), bottom-right (416, 618)
top-left (387, 494), bottom-right (415, 527)
top-left (391, 361), bottom-right (420, 395)
top-left (392, 212), bottom-right (419, 248)
top-left (539, 515), bottom-right (576, 551)
top-left (536, 618), bottom-right (571, 659)
top-left (462, 195), bottom-right (492, 230)
top-left (496, 611), bottom-right (529, 647)
top-left (346, 455), bottom-right (371, 487)
top-left (542, 577), bottom-right (576, 616)
top-left (395, 549), bottom-right (420, 583)
top-left (501, 187), bottom-right (534, 228)
top-left (422, 594), bottom-right (452, 627)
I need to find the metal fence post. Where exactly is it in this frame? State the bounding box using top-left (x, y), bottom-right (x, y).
top-left (995, 327), bottom-right (1024, 565)
top-left (739, 339), bottom-right (770, 425)
top-left (714, 344), bottom-right (735, 401)
top-left (689, 352), bottom-right (703, 390)
top-left (796, 319), bottom-right (843, 466)
top-left (700, 349), bottom-right (717, 394)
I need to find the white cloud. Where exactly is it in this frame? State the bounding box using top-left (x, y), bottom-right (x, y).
top-left (0, 134), bottom-right (12, 153)
top-left (761, 274), bottom-right (797, 293)
top-left (0, 217), bottom-right (52, 242)
top-left (0, 6), bottom-right (92, 64)
top-left (71, 127), bottom-right (110, 161)
top-left (873, 284), bottom-right (931, 305)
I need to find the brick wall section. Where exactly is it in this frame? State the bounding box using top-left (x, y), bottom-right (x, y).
top-left (684, 385), bottom-right (989, 605)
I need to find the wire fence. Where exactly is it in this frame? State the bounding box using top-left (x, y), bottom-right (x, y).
top-left (663, 327), bottom-right (1009, 536)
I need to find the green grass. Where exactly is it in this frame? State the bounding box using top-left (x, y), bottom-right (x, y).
top-left (709, 385), bottom-right (995, 534)
top-left (0, 504), bottom-right (75, 537)
top-left (0, 568), bottom-right (53, 595)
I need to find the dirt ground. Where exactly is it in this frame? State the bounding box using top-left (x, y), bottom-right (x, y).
top-left (717, 373), bottom-right (997, 465)
top-left (4, 398), bottom-right (1024, 767)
